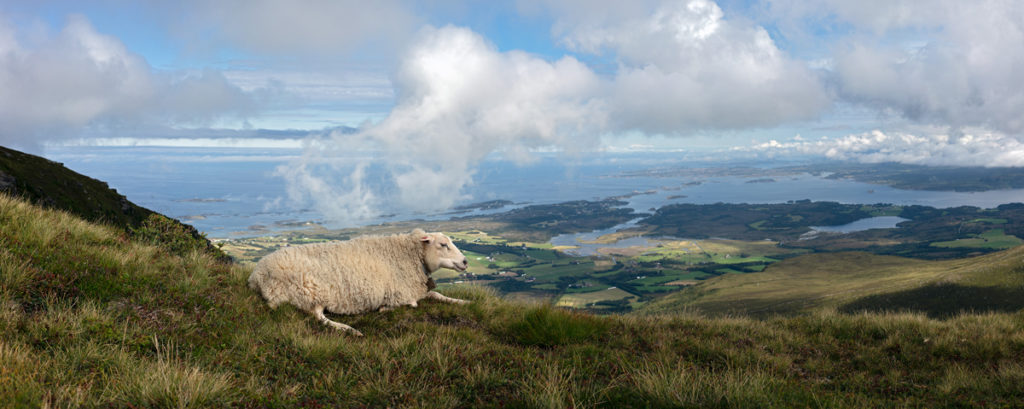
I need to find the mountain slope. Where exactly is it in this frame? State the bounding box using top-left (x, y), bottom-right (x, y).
top-left (1, 193), bottom-right (1023, 407)
top-left (641, 248), bottom-right (1024, 317)
top-left (0, 145), bottom-right (154, 228)
top-left (0, 145), bottom-right (225, 260)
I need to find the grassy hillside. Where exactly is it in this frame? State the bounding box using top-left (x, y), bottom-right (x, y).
top-left (2, 193), bottom-right (1023, 407)
top-left (0, 145), bottom-right (226, 261)
top-left (641, 248), bottom-right (1024, 318)
top-left (0, 145), bottom-right (155, 228)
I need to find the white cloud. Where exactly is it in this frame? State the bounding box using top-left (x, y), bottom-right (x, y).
top-left (276, 25), bottom-right (606, 224)
top-left (531, 0), bottom-right (831, 133)
top-left (276, 2), bottom-right (839, 224)
top-left (768, 0), bottom-right (1024, 134)
top-left (744, 129), bottom-right (1024, 167)
top-left (222, 68), bottom-right (394, 103)
top-left (57, 137), bottom-right (305, 149)
top-left (0, 15), bottom-right (258, 151)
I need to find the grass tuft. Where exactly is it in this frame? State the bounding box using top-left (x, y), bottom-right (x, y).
top-left (106, 337), bottom-right (237, 408)
top-left (499, 304), bottom-right (612, 347)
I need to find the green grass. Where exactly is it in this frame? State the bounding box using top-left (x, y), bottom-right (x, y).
top-left (0, 146), bottom-right (227, 262)
top-left (519, 261), bottom-right (594, 281)
top-left (556, 287), bottom-right (636, 308)
top-left (497, 305), bottom-right (612, 347)
top-left (629, 272), bottom-right (710, 292)
top-left (563, 281), bottom-right (611, 294)
top-left (969, 218), bottom-right (1009, 224)
top-left (864, 204), bottom-right (903, 216)
top-left (3, 193), bottom-right (1024, 407)
top-left (932, 229), bottom-right (1024, 249)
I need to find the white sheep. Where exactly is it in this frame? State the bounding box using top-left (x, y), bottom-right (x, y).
top-left (248, 228), bottom-right (470, 336)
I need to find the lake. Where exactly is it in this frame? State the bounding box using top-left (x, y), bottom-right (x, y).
top-left (811, 216), bottom-right (909, 233)
top-left (43, 146), bottom-right (1024, 238)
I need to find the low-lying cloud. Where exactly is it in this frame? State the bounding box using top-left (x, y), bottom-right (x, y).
top-left (277, 26), bottom-right (605, 224)
top-left (744, 129), bottom-right (1024, 167)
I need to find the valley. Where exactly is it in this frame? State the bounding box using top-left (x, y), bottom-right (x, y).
top-left (221, 197), bottom-right (1024, 315)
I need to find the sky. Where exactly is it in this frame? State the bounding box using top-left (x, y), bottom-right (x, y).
top-left (2, 0), bottom-right (1024, 220)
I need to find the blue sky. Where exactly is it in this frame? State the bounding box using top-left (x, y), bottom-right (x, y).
top-left (2, 0), bottom-right (1024, 168)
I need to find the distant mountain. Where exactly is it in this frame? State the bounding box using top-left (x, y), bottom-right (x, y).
top-left (640, 246), bottom-right (1024, 318)
top-left (0, 145), bottom-right (226, 260)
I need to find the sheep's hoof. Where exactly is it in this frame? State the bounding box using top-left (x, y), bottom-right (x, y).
top-left (350, 329), bottom-right (364, 337)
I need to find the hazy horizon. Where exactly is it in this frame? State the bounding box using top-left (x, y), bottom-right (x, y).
top-left (3, 0), bottom-right (1024, 224)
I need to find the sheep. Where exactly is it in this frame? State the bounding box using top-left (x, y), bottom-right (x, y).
top-left (248, 228), bottom-right (470, 336)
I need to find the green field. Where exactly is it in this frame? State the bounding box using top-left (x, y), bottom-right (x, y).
top-left (219, 199), bottom-right (1024, 315)
top-left (969, 218), bottom-right (1009, 224)
top-left (427, 233), bottom-right (816, 313)
top-left (932, 229), bottom-right (1024, 249)
top-left (555, 287), bottom-right (636, 308)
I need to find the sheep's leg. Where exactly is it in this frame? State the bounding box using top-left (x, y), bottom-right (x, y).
top-left (313, 305), bottom-right (363, 336)
top-left (379, 300), bottom-right (418, 313)
top-left (425, 291), bottom-right (469, 305)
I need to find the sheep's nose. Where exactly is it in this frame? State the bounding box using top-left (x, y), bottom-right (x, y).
top-left (463, 258), bottom-right (469, 266)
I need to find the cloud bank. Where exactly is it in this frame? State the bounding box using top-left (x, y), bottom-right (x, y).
top-left (0, 14), bottom-right (257, 151)
top-left (744, 129), bottom-right (1024, 167)
top-left (550, 0), bottom-right (830, 132)
top-left (768, 0), bottom-right (1024, 134)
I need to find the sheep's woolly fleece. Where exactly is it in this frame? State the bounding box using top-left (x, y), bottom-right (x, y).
top-left (248, 229), bottom-right (469, 335)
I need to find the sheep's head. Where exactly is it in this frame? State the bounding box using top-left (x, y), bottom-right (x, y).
top-left (415, 229), bottom-right (469, 273)
top-left (415, 228), bottom-right (468, 274)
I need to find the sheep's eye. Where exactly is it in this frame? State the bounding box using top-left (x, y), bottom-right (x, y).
top-left (441, 243), bottom-right (449, 249)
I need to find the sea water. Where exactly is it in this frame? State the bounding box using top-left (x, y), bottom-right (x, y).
top-left (43, 146), bottom-right (1024, 238)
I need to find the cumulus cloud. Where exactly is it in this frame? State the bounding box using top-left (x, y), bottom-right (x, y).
top-left (531, 0), bottom-right (831, 133)
top-left (0, 14), bottom-right (258, 151)
top-left (277, 25), bottom-right (605, 223)
top-left (744, 129), bottom-right (1024, 167)
top-left (768, 0), bottom-right (1024, 134)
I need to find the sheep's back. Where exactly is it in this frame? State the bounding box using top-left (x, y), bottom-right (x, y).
top-left (252, 235), bottom-right (428, 314)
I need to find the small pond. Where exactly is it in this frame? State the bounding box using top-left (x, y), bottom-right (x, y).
top-left (810, 216), bottom-right (909, 233)
top-left (549, 218), bottom-right (656, 257)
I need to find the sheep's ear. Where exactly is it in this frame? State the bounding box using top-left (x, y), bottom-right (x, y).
top-left (420, 235), bottom-right (433, 243)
